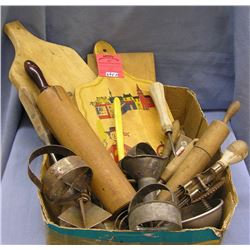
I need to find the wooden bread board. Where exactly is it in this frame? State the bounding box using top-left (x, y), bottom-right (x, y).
top-left (75, 41), bottom-right (163, 161)
top-left (4, 20), bottom-right (96, 100)
top-left (87, 52), bottom-right (156, 82)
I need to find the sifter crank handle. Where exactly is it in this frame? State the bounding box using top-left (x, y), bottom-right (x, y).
top-left (24, 60), bottom-right (49, 92)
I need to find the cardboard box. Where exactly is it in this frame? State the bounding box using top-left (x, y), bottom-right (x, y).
top-left (4, 20), bottom-right (239, 244)
top-left (37, 85), bottom-right (238, 244)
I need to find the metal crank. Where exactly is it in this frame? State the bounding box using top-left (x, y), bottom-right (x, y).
top-left (175, 140), bottom-right (248, 208)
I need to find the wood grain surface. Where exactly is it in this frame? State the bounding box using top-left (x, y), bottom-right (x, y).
top-left (4, 20), bottom-right (96, 100)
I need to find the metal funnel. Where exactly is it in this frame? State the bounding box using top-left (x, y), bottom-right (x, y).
top-left (120, 143), bottom-right (167, 200)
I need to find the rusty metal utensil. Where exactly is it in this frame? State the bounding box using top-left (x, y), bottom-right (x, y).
top-left (175, 140), bottom-right (249, 207)
top-left (119, 143), bottom-right (178, 230)
top-left (58, 200), bottom-right (112, 229)
top-left (28, 144), bottom-right (112, 228)
top-left (158, 101), bottom-right (242, 202)
top-left (161, 120), bottom-right (180, 158)
top-left (114, 209), bottom-right (129, 230)
top-left (120, 143), bottom-right (167, 201)
top-left (128, 184), bottom-right (182, 231)
top-left (181, 198), bottom-right (224, 228)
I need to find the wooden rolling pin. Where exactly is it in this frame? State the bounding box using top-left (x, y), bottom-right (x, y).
top-left (158, 101), bottom-right (241, 201)
top-left (24, 60), bottom-right (136, 214)
top-left (19, 87), bottom-right (57, 165)
top-left (160, 138), bottom-right (199, 183)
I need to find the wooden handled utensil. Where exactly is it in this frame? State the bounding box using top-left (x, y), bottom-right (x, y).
top-left (176, 140), bottom-right (248, 207)
top-left (161, 120), bottom-right (181, 158)
top-left (158, 101), bottom-right (241, 201)
top-left (24, 60), bottom-right (136, 214)
top-left (18, 87), bottom-right (57, 164)
top-left (160, 138), bottom-right (199, 183)
top-left (150, 82), bottom-right (176, 156)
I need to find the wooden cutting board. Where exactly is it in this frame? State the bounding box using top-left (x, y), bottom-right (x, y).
top-left (75, 41), bottom-right (165, 162)
top-left (87, 52), bottom-right (156, 82)
top-left (4, 20), bottom-right (96, 100)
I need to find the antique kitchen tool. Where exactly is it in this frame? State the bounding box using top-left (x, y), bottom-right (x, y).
top-left (176, 140), bottom-right (249, 207)
top-left (160, 133), bottom-right (193, 177)
top-left (24, 60), bottom-right (135, 214)
top-left (117, 143), bottom-right (170, 229)
top-left (114, 209), bottom-right (130, 230)
top-left (158, 101), bottom-right (241, 201)
top-left (181, 199), bottom-right (224, 228)
top-left (160, 120), bottom-right (181, 158)
top-left (120, 143), bottom-right (167, 200)
top-left (28, 144), bottom-right (86, 221)
top-left (174, 134), bottom-right (193, 157)
top-left (58, 201), bottom-right (112, 229)
top-left (4, 20), bottom-right (96, 99)
top-left (19, 87), bottom-right (111, 227)
top-left (18, 87), bottom-right (57, 164)
top-left (128, 184), bottom-right (182, 231)
top-left (75, 41), bottom-right (166, 161)
top-left (42, 149), bottom-right (93, 227)
top-left (150, 82), bottom-right (176, 156)
top-left (28, 145), bottom-right (112, 228)
top-left (160, 139), bottom-right (199, 183)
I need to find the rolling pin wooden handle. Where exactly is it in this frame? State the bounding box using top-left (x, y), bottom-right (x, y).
top-left (218, 140), bottom-right (249, 167)
top-left (223, 101), bottom-right (241, 124)
top-left (24, 60), bottom-right (49, 92)
top-left (150, 82), bottom-right (173, 133)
